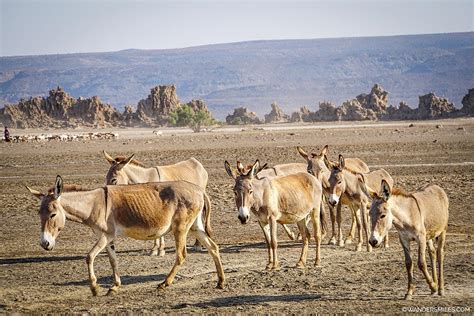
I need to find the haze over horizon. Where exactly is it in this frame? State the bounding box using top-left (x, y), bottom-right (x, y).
top-left (1, 0), bottom-right (473, 57)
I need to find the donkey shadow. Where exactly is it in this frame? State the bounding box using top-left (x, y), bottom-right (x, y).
top-left (58, 273), bottom-right (167, 287)
top-left (174, 293), bottom-right (322, 309)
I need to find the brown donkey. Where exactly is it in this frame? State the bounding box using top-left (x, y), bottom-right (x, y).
top-left (325, 154), bottom-right (393, 252)
top-left (26, 176), bottom-right (225, 296)
top-left (225, 160), bottom-right (324, 270)
top-left (236, 161), bottom-right (309, 241)
top-left (104, 151), bottom-right (208, 256)
top-left (297, 145), bottom-right (370, 246)
top-left (369, 180), bottom-right (449, 300)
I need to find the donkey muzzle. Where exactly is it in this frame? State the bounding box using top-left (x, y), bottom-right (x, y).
top-left (40, 232), bottom-right (55, 250)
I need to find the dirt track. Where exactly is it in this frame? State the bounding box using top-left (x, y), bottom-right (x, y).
top-left (1, 119), bottom-right (473, 313)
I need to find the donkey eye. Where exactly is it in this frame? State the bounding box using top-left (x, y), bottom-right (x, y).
top-left (380, 214), bottom-right (386, 219)
top-left (50, 213), bottom-right (56, 219)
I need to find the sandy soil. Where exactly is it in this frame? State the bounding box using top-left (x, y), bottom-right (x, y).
top-left (1, 118), bottom-right (473, 313)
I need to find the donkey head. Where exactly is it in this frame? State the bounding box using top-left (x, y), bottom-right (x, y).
top-left (297, 145), bottom-right (330, 186)
top-left (224, 160), bottom-right (260, 224)
top-left (325, 154), bottom-right (347, 206)
top-left (104, 151), bottom-right (135, 185)
top-left (26, 175), bottom-right (67, 251)
top-left (369, 179), bottom-right (393, 248)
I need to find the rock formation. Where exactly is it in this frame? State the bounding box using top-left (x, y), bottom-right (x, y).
top-left (185, 99), bottom-right (210, 113)
top-left (135, 85), bottom-right (180, 125)
top-left (0, 87), bottom-right (120, 128)
top-left (226, 107), bottom-right (262, 125)
top-left (290, 106), bottom-right (313, 122)
top-left (461, 88), bottom-right (474, 116)
top-left (417, 92), bottom-right (456, 119)
top-left (385, 102), bottom-right (417, 120)
top-left (264, 102), bottom-right (289, 123)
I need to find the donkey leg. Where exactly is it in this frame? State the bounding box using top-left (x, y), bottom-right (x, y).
top-left (281, 223), bottom-right (297, 241)
top-left (269, 217), bottom-right (280, 270)
top-left (427, 239), bottom-right (438, 294)
top-left (417, 236), bottom-right (437, 294)
top-left (383, 231), bottom-right (390, 249)
top-left (150, 237), bottom-right (165, 256)
top-left (296, 219), bottom-right (310, 268)
top-left (400, 236), bottom-right (415, 300)
top-left (159, 230), bottom-right (187, 290)
top-left (86, 234), bottom-right (109, 296)
top-left (259, 222), bottom-right (273, 270)
top-left (345, 206), bottom-right (357, 245)
top-left (352, 206), bottom-right (363, 252)
top-left (437, 231), bottom-right (446, 296)
top-left (361, 205), bottom-right (372, 252)
top-left (105, 244), bottom-right (121, 295)
top-left (328, 203), bottom-right (337, 245)
top-left (192, 229), bottom-right (225, 289)
top-left (311, 207), bottom-right (322, 267)
top-left (336, 202), bottom-right (344, 247)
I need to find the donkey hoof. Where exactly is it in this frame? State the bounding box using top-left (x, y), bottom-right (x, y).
top-left (404, 294), bottom-right (413, 300)
top-left (367, 246), bottom-right (373, 253)
top-left (150, 250), bottom-right (158, 256)
top-left (438, 289), bottom-right (445, 296)
top-left (90, 286), bottom-right (100, 296)
top-left (328, 237), bottom-right (337, 245)
top-left (158, 250), bottom-right (166, 257)
top-left (216, 280), bottom-right (225, 289)
top-left (338, 240), bottom-right (344, 247)
top-left (344, 238), bottom-right (353, 245)
top-left (106, 288), bottom-right (118, 296)
top-left (157, 282), bottom-right (168, 291)
top-left (272, 264), bottom-right (281, 271)
top-left (355, 245), bottom-right (362, 252)
top-left (295, 262), bottom-right (306, 269)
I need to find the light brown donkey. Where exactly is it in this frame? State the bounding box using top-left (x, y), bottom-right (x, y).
top-left (369, 180), bottom-right (449, 300)
top-left (297, 145), bottom-right (370, 246)
top-left (26, 176), bottom-right (225, 296)
top-left (236, 161), bottom-right (308, 241)
top-left (325, 154), bottom-right (393, 252)
top-left (225, 160), bottom-right (324, 270)
top-left (104, 151), bottom-right (208, 256)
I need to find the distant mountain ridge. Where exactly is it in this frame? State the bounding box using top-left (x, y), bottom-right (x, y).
top-left (0, 32), bottom-right (473, 119)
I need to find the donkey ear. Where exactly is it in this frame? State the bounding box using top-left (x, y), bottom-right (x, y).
top-left (236, 161), bottom-right (245, 174)
top-left (53, 175), bottom-right (63, 199)
top-left (26, 186), bottom-right (44, 200)
top-left (103, 150), bottom-right (116, 165)
top-left (380, 179), bottom-right (391, 201)
top-left (356, 173), bottom-right (374, 198)
top-left (338, 154), bottom-right (345, 170)
top-left (321, 145), bottom-right (329, 156)
top-left (258, 162), bottom-right (268, 173)
top-left (296, 146), bottom-right (309, 160)
top-left (323, 155), bottom-right (333, 170)
top-left (224, 161), bottom-right (237, 179)
top-left (249, 160), bottom-right (260, 179)
top-left (117, 154), bottom-right (135, 170)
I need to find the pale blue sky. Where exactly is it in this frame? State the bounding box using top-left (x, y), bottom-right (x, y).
top-left (1, 0), bottom-right (473, 56)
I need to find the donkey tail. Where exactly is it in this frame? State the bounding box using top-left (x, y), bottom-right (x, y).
top-left (203, 192), bottom-right (213, 238)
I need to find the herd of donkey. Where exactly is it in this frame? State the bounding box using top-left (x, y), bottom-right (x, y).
top-left (25, 145), bottom-right (449, 300)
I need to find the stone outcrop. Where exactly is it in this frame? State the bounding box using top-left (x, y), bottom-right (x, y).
top-left (417, 92), bottom-right (456, 119)
top-left (0, 85), bottom-right (212, 128)
top-left (461, 88), bottom-right (474, 116)
top-left (385, 102), bottom-right (417, 120)
top-left (0, 87), bottom-right (120, 128)
top-left (313, 102), bottom-right (339, 121)
top-left (264, 102), bottom-right (289, 123)
top-left (226, 107), bottom-right (262, 125)
top-left (290, 106), bottom-right (313, 122)
top-left (135, 85), bottom-right (180, 125)
top-left (185, 99), bottom-right (210, 113)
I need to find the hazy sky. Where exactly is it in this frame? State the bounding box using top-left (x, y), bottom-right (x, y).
top-left (1, 0), bottom-right (473, 56)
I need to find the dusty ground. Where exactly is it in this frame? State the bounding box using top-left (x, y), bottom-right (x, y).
top-left (1, 119), bottom-right (473, 313)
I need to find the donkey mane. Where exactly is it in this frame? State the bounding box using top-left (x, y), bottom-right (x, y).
top-left (48, 184), bottom-right (92, 194)
top-left (114, 156), bottom-right (147, 168)
top-left (391, 187), bottom-right (413, 197)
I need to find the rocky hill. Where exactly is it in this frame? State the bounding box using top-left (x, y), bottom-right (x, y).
top-left (0, 85), bottom-right (211, 128)
top-left (1, 32), bottom-right (473, 119)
